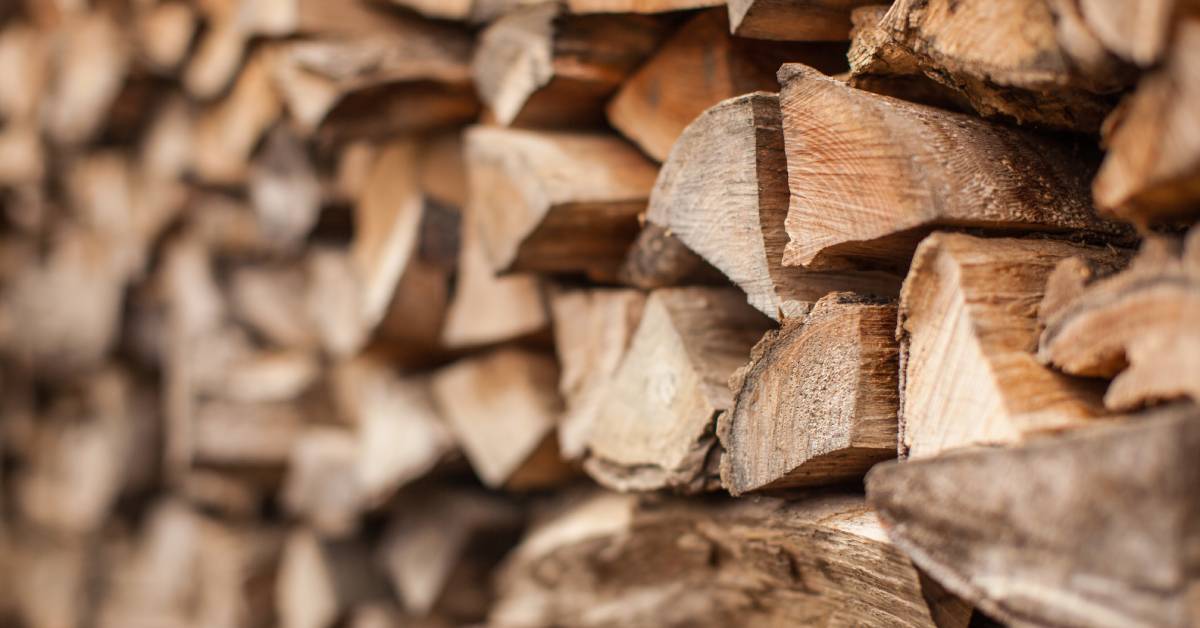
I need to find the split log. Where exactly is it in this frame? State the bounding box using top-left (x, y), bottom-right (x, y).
top-left (1070, 0), bottom-right (1186, 66)
top-left (778, 63), bottom-right (1129, 272)
top-left (584, 287), bottom-right (772, 492)
top-left (191, 48), bottom-right (282, 186)
top-left (270, 18), bottom-right (475, 137)
top-left (728, 0), bottom-right (879, 41)
top-left (606, 9), bottom-right (846, 162)
top-left (493, 491), bottom-right (969, 627)
top-left (472, 4), bottom-right (666, 127)
top-left (647, 91), bottom-right (899, 319)
top-left (381, 489), bottom-right (522, 618)
top-left (0, 22), bottom-right (48, 124)
top-left (867, 402), bottom-right (1200, 628)
top-left (719, 293), bottom-right (897, 495)
top-left (440, 204), bottom-right (548, 349)
top-left (846, 0), bottom-right (1132, 132)
top-left (14, 370), bottom-right (141, 534)
top-left (549, 288), bottom-right (646, 459)
top-left (898, 233), bottom-right (1126, 458)
top-left (568, 0), bottom-right (723, 12)
top-left (277, 530), bottom-right (391, 628)
top-left (466, 126), bottom-right (656, 281)
top-left (8, 530), bottom-right (91, 628)
top-left (1039, 228), bottom-right (1200, 411)
top-left (282, 427), bottom-right (366, 537)
top-left (43, 11), bottom-right (130, 144)
top-left (249, 127), bottom-right (321, 250)
top-left (431, 348), bottom-right (572, 489)
top-left (134, 1), bottom-right (196, 72)
top-left (191, 400), bottom-right (305, 469)
top-left (618, 223), bottom-right (727, 289)
top-left (1093, 18), bottom-right (1200, 225)
top-left (330, 356), bottom-right (456, 504)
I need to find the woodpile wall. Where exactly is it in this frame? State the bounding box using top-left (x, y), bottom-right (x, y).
top-left (0, 0), bottom-right (1197, 626)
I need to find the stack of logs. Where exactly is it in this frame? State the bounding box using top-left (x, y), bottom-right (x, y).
top-left (0, 0), bottom-right (1197, 626)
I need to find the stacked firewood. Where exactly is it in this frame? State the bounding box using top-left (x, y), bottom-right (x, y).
top-left (0, 0), bottom-right (1197, 626)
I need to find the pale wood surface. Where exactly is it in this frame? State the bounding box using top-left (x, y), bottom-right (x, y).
top-left (720, 293), bottom-right (898, 494)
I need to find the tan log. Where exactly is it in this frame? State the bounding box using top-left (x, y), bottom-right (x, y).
top-left (549, 287), bottom-right (646, 459)
top-left (277, 529), bottom-right (391, 628)
top-left (898, 233), bottom-right (1126, 458)
top-left (466, 126), bottom-right (657, 281)
top-left (493, 491), bottom-right (969, 627)
top-left (1093, 19), bottom-right (1200, 225)
top-left (431, 348), bottom-right (572, 489)
top-left (719, 293), bottom-right (897, 495)
top-left (728, 0), bottom-right (880, 41)
top-left (1039, 228), bottom-right (1200, 411)
top-left (472, 3), bottom-right (666, 127)
top-left (778, 63), bottom-right (1129, 272)
top-left (846, 0), bottom-right (1133, 131)
top-left (648, 91), bottom-right (900, 320)
top-left (191, 48), bottom-right (282, 186)
top-left (867, 403), bottom-right (1200, 628)
top-left (584, 287), bottom-right (772, 492)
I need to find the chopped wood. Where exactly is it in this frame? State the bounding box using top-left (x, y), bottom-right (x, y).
top-left (1071, 0), bottom-right (1184, 66)
top-left (1039, 228), bottom-right (1200, 411)
top-left (381, 489), bottom-right (522, 617)
top-left (779, 63), bottom-right (1129, 272)
top-left (249, 127), bottom-right (321, 250)
top-left (134, 1), bottom-right (196, 72)
top-left (472, 3), bottom-right (666, 127)
top-left (550, 287), bottom-right (646, 459)
top-left (282, 426), bottom-right (366, 537)
top-left (493, 491), bottom-right (968, 627)
top-left (568, 0), bottom-right (723, 12)
top-left (867, 402), bottom-right (1200, 628)
top-left (584, 287), bottom-right (771, 492)
top-left (1093, 18), bottom-right (1200, 225)
top-left (0, 22), bottom-right (48, 124)
top-left (607, 9), bottom-right (847, 162)
top-left (191, 400), bottom-right (305, 468)
top-left (617, 223), bottom-right (727, 289)
top-left (466, 126), bottom-right (656, 281)
top-left (898, 233), bottom-right (1126, 458)
top-left (277, 530), bottom-right (391, 628)
top-left (431, 348), bottom-right (571, 489)
top-left (191, 48), bottom-right (282, 186)
top-left (846, 0), bottom-right (1133, 131)
top-left (441, 202), bottom-right (549, 349)
top-left (719, 292), bottom-right (897, 495)
top-left (330, 356), bottom-right (456, 503)
top-left (270, 19), bottom-right (474, 136)
top-left (648, 91), bottom-right (900, 319)
top-left (43, 11), bottom-right (130, 144)
top-left (728, 0), bottom-right (879, 41)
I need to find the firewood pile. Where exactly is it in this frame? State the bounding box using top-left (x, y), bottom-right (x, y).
top-left (0, 0), bottom-right (1197, 626)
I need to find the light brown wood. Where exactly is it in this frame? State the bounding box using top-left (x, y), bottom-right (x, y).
top-left (43, 11), bottom-right (130, 144)
top-left (270, 19), bottom-right (474, 135)
top-left (867, 402), bottom-right (1200, 628)
top-left (728, 0), bottom-right (879, 41)
top-left (1093, 18), bottom-right (1200, 225)
top-left (431, 348), bottom-right (571, 489)
top-left (569, 0), bottom-right (723, 12)
top-left (441, 202), bottom-right (549, 349)
top-left (191, 48), bottom-right (282, 186)
top-left (282, 426), bottom-right (366, 537)
top-left (618, 223), bottom-right (727, 289)
top-left (846, 0), bottom-right (1133, 131)
top-left (472, 3), bottom-right (665, 127)
top-left (493, 491), bottom-right (967, 627)
top-left (606, 9), bottom-right (846, 162)
top-left (1072, 0), bottom-right (1184, 66)
top-left (381, 489), bottom-right (521, 617)
top-left (277, 529), bottom-right (391, 628)
top-left (330, 356), bottom-right (456, 504)
top-left (719, 293), bottom-right (897, 495)
top-left (249, 127), bottom-right (321, 251)
top-left (550, 287), bottom-right (646, 459)
top-left (135, 1), bottom-right (196, 72)
top-left (779, 63), bottom-right (1129, 272)
top-left (584, 287), bottom-right (771, 492)
top-left (648, 91), bottom-right (900, 319)
top-left (898, 233), bottom-right (1126, 458)
top-left (466, 126), bottom-right (657, 281)
top-left (1039, 228), bottom-right (1200, 411)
